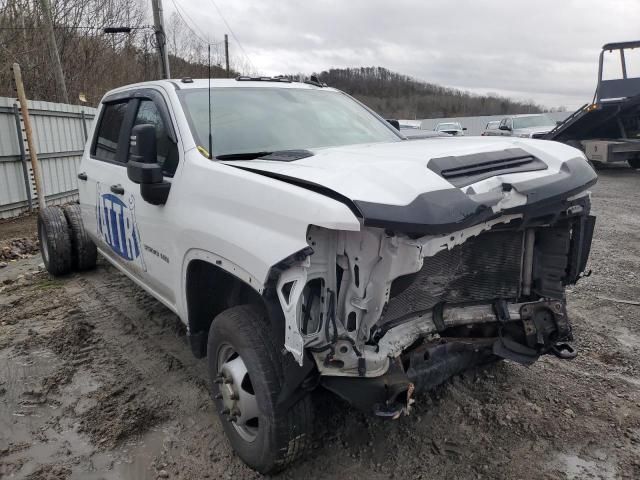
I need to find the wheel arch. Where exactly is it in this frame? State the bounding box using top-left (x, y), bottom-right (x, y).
top-left (182, 249), bottom-right (285, 358)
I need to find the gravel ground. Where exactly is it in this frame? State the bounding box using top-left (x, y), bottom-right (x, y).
top-left (0, 166), bottom-right (639, 480)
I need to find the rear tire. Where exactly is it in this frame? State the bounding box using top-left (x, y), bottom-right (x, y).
top-left (38, 206), bottom-right (72, 276)
top-left (62, 204), bottom-right (97, 271)
top-left (207, 305), bottom-right (313, 474)
top-left (628, 157), bottom-right (640, 169)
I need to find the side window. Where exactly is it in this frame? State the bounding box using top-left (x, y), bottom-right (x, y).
top-left (131, 100), bottom-right (179, 177)
top-left (93, 102), bottom-right (128, 162)
top-left (506, 118), bottom-right (513, 129)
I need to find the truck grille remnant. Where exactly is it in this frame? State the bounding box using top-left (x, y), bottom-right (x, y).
top-left (383, 230), bottom-right (523, 325)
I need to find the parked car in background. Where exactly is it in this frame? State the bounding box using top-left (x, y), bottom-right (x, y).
top-left (487, 114), bottom-right (556, 138)
top-left (435, 121), bottom-right (466, 136)
top-left (481, 120), bottom-right (501, 136)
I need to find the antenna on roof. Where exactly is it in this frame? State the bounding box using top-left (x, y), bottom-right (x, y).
top-left (208, 43), bottom-right (213, 160)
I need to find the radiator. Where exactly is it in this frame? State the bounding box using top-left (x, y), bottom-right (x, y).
top-left (382, 230), bottom-right (524, 325)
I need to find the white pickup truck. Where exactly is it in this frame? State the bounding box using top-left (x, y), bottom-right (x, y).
top-left (38, 77), bottom-right (597, 473)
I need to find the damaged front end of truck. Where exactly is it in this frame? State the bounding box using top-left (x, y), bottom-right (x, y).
top-left (267, 148), bottom-right (597, 417)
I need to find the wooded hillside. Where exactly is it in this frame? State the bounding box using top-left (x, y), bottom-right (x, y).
top-left (315, 67), bottom-right (542, 118)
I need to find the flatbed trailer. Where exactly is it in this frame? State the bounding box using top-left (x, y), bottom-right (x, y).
top-left (545, 41), bottom-right (640, 169)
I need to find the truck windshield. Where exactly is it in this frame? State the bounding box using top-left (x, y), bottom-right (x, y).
top-left (513, 115), bottom-right (555, 129)
top-left (178, 87), bottom-right (401, 157)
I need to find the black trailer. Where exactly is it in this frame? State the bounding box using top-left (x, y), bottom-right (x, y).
top-left (545, 41), bottom-right (640, 169)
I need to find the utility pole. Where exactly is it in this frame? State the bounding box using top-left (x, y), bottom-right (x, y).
top-left (224, 34), bottom-right (230, 77)
top-left (38, 0), bottom-right (68, 104)
top-left (13, 64), bottom-right (46, 211)
top-left (151, 0), bottom-right (171, 79)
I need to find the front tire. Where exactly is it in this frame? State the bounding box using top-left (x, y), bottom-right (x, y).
top-left (37, 206), bottom-right (72, 276)
top-left (628, 157), bottom-right (640, 169)
top-left (207, 305), bottom-right (313, 474)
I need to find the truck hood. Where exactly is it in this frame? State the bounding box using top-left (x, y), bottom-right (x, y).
top-left (223, 137), bottom-right (597, 234)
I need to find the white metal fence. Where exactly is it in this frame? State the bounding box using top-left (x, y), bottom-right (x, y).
top-left (0, 97), bottom-right (95, 219)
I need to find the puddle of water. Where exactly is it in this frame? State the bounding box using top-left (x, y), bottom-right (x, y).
top-left (78, 408), bottom-right (219, 480)
top-left (0, 348), bottom-right (105, 478)
top-left (0, 255), bottom-right (42, 284)
top-left (0, 348), bottom-right (60, 447)
top-left (555, 452), bottom-right (617, 480)
top-left (0, 346), bottom-right (189, 480)
top-left (73, 427), bottom-right (171, 480)
top-left (1, 336), bottom-right (215, 479)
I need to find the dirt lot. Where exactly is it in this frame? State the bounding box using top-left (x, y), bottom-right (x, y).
top-left (1, 166), bottom-right (639, 480)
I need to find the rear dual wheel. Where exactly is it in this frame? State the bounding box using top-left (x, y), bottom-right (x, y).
top-left (62, 204), bottom-right (97, 271)
top-left (38, 206), bottom-right (72, 276)
top-left (38, 204), bottom-right (97, 276)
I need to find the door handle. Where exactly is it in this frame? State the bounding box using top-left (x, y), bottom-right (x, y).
top-left (110, 184), bottom-right (125, 195)
top-left (77, 172), bottom-right (87, 181)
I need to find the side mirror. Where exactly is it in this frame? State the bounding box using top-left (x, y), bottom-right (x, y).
top-left (499, 124), bottom-right (511, 131)
top-left (556, 120), bottom-right (562, 125)
top-left (127, 124), bottom-right (161, 183)
top-left (386, 119), bottom-right (400, 130)
top-left (127, 124), bottom-right (171, 205)
top-left (463, 127), bottom-right (468, 131)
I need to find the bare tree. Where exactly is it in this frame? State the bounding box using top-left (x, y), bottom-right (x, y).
top-left (0, 0), bottom-right (243, 103)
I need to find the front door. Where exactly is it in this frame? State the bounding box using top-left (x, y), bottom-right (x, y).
top-left (78, 89), bottom-right (181, 309)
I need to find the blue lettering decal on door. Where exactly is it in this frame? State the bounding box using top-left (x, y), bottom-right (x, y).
top-left (96, 184), bottom-right (146, 270)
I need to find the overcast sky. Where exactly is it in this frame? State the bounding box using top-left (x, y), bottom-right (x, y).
top-left (171, 0), bottom-right (640, 109)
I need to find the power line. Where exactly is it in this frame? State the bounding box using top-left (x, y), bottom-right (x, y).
top-left (206, 0), bottom-right (257, 72)
top-left (169, 0), bottom-right (210, 45)
top-left (0, 25), bottom-right (153, 31)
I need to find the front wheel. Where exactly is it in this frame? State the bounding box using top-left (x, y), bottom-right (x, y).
top-left (207, 305), bottom-right (313, 474)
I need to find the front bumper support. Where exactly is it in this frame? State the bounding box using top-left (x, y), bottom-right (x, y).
top-left (321, 298), bottom-right (575, 416)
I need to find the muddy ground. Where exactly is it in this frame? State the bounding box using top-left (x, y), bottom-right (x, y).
top-left (1, 166), bottom-right (639, 480)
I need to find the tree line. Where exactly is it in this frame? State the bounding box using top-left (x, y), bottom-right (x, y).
top-left (0, 0), bottom-right (240, 105)
top-left (315, 67), bottom-right (543, 118)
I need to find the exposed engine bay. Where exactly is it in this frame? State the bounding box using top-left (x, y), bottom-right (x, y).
top-left (275, 192), bottom-right (595, 415)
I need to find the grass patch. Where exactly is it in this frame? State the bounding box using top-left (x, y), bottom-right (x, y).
top-left (36, 278), bottom-right (63, 290)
